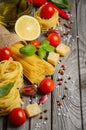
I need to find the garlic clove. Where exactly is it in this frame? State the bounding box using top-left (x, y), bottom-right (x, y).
top-left (21, 85), bottom-right (37, 96)
top-left (39, 95), bottom-right (48, 104)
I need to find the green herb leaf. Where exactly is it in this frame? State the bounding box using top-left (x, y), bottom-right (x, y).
top-left (41, 40), bottom-right (50, 46)
top-left (0, 82), bottom-right (14, 97)
top-left (40, 40), bottom-right (55, 52)
top-left (38, 48), bottom-right (46, 59)
top-left (38, 40), bottom-right (55, 59)
top-left (43, 45), bottom-right (55, 52)
top-left (51, 0), bottom-right (70, 8)
top-left (19, 44), bottom-right (36, 56)
top-left (38, 40), bottom-right (50, 49)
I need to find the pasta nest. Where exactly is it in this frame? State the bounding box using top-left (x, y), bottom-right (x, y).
top-left (34, 6), bottom-right (59, 31)
top-left (0, 58), bottom-right (24, 116)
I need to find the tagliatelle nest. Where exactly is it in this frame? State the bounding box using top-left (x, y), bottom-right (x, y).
top-left (34, 6), bottom-right (59, 31)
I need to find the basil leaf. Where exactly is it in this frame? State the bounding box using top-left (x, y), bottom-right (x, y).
top-left (38, 48), bottom-right (46, 59)
top-left (38, 40), bottom-right (50, 49)
top-left (0, 82), bottom-right (14, 97)
top-left (41, 40), bottom-right (50, 46)
top-left (19, 44), bottom-right (36, 56)
top-left (40, 40), bottom-right (55, 52)
top-left (38, 40), bottom-right (55, 59)
top-left (51, 0), bottom-right (70, 8)
top-left (43, 45), bottom-right (55, 52)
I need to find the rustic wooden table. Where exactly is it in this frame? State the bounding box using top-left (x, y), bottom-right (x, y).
top-left (0, 0), bottom-right (86, 130)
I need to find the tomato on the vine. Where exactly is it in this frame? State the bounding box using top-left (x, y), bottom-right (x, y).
top-left (47, 32), bottom-right (61, 47)
top-left (9, 108), bottom-right (26, 126)
top-left (39, 78), bottom-right (55, 94)
top-left (40, 2), bottom-right (55, 19)
top-left (0, 47), bottom-right (12, 61)
top-left (30, 40), bottom-right (41, 47)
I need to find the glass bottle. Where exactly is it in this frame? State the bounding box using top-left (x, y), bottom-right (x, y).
top-left (0, 0), bottom-right (32, 31)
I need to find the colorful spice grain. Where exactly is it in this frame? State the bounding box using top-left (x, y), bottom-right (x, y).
top-left (68, 76), bottom-right (71, 80)
top-left (58, 82), bottom-right (62, 86)
top-left (64, 23), bottom-right (72, 29)
top-left (64, 86), bottom-right (68, 90)
top-left (61, 64), bottom-right (66, 70)
top-left (58, 69), bottom-right (64, 75)
top-left (39, 115), bottom-right (43, 119)
top-left (63, 93), bottom-right (68, 98)
top-left (43, 109), bottom-right (48, 113)
top-left (61, 64), bottom-right (65, 68)
top-left (57, 77), bottom-right (63, 81)
top-left (44, 117), bottom-right (48, 120)
top-left (62, 93), bottom-right (68, 100)
top-left (57, 100), bottom-right (63, 106)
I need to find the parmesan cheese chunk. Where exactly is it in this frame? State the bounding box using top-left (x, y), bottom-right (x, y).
top-left (24, 103), bottom-right (41, 118)
top-left (56, 43), bottom-right (70, 56)
top-left (47, 52), bottom-right (59, 66)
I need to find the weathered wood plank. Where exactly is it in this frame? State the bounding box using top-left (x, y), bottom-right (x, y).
top-left (0, 116), bottom-right (9, 130)
top-left (77, 0), bottom-right (86, 129)
top-left (0, 117), bottom-right (6, 130)
top-left (52, 0), bottom-right (82, 130)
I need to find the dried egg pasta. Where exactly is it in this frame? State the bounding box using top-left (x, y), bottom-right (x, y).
top-left (34, 7), bottom-right (59, 31)
top-left (11, 42), bottom-right (55, 84)
top-left (0, 58), bottom-right (23, 116)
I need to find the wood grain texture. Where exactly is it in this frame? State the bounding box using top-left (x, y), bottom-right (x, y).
top-left (52, 0), bottom-right (82, 130)
top-left (77, 0), bottom-right (86, 130)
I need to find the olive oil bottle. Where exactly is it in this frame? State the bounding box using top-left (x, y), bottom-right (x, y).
top-left (0, 0), bottom-right (32, 31)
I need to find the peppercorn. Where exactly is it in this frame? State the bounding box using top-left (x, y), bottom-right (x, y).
top-left (64, 86), bottom-right (68, 90)
top-left (61, 64), bottom-right (65, 68)
top-left (58, 69), bottom-right (64, 75)
top-left (57, 77), bottom-right (63, 81)
top-left (57, 100), bottom-right (63, 106)
top-left (58, 82), bottom-right (62, 86)
top-left (43, 109), bottom-right (48, 113)
top-left (39, 115), bottom-right (43, 119)
top-left (68, 76), bottom-right (71, 80)
top-left (44, 117), bottom-right (48, 120)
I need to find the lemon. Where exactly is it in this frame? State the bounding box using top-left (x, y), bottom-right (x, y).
top-left (15, 15), bottom-right (41, 41)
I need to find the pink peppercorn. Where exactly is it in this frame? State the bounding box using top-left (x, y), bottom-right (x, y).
top-left (58, 82), bottom-right (62, 86)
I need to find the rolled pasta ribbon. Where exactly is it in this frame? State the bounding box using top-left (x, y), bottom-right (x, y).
top-left (0, 58), bottom-right (23, 116)
top-left (34, 6), bottom-right (59, 31)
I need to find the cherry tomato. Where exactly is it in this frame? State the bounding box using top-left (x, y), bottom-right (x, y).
top-left (28, 0), bottom-right (47, 6)
top-left (40, 3), bottom-right (55, 19)
top-left (9, 108), bottom-right (26, 126)
top-left (0, 47), bottom-right (12, 61)
top-left (39, 78), bottom-right (55, 94)
top-left (47, 33), bottom-right (61, 47)
top-left (30, 40), bottom-right (41, 47)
